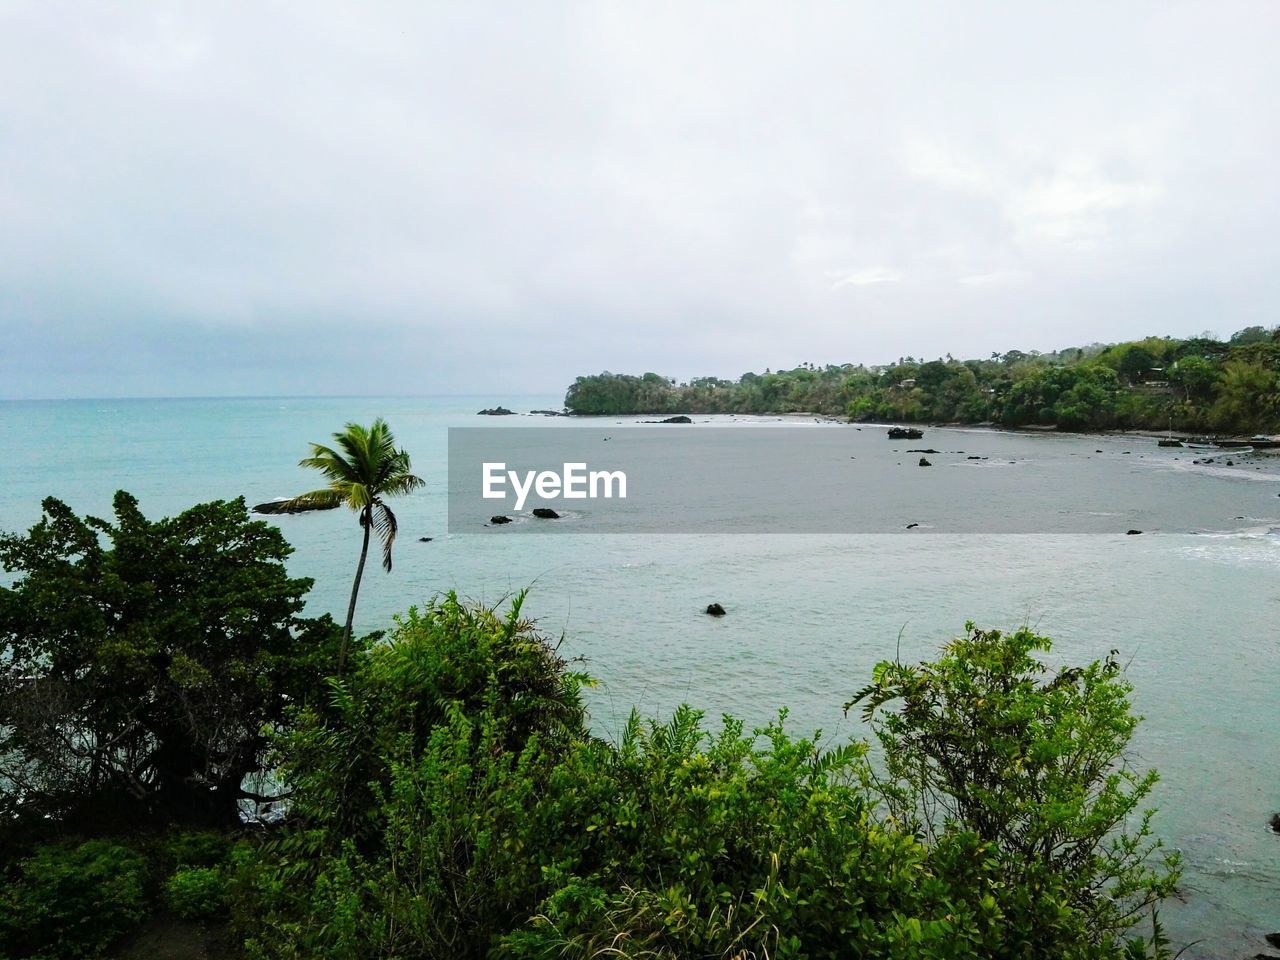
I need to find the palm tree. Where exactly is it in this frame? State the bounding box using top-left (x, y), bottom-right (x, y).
top-left (282, 418), bottom-right (424, 671)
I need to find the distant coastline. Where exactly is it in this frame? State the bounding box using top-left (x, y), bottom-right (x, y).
top-left (560, 326), bottom-right (1280, 438)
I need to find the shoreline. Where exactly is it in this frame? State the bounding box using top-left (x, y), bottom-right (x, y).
top-left (557, 410), bottom-right (1277, 445)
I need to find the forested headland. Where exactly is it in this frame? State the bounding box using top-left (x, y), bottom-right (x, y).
top-left (564, 325), bottom-right (1280, 433)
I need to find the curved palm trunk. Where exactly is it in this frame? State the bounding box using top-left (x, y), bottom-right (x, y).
top-left (340, 506), bottom-right (372, 673)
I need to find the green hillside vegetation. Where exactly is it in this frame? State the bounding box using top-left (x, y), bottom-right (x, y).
top-left (564, 326), bottom-right (1280, 433)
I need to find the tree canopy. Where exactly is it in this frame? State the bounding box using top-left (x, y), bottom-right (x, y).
top-left (0, 492), bottom-right (340, 830)
top-left (564, 326), bottom-right (1280, 434)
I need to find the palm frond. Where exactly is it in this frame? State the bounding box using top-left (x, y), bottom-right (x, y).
top-left (379, 472), bottom-right (425, 497)
top-left (298, 443), bottom-right (360, 483)
top-left (371, 502), bottom-right (398, 572)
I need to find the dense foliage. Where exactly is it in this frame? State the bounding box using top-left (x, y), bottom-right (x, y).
top-left (0, 840), bottom-right (148, 959)
top-left (564, 326), bottom-right (1280, 433)
top-left (849, 625), bottom-right (1179, 947)
top-left (231, 596), bottom-right (1177, 960)
top-left (0, 492), bottom-right (340, 830)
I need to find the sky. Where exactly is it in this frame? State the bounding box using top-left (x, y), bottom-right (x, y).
top-left (1, 2), bottom-right (1278, 399)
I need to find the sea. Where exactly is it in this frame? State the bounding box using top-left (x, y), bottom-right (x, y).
top-left (0, 395), bottom-right (1276, 956)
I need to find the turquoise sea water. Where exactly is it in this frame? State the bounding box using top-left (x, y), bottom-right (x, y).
top-left (1, 396), bottom-right (1276, 956)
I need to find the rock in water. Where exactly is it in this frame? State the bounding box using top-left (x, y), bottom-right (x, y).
top-left (253, 499), bottom-right (338, 515)
top-left (532, 507), bottom-right (560, 519)
top-left (642, 415), bottom-right (692, 423)
top-left (490, 515), bottom-right (512, 525)
top-left (705, 602), bottom-right (726, 616)
top-left (477, 406), bottom-right (516, 415)
top-left (888, 427), bottom-right (924, 440)
top-left (1126, 529), bottom-right (1142, 535)
top-left (418, 536), bottom-right (433, 542)
top-left (918, 457), bottom-right (932, 467)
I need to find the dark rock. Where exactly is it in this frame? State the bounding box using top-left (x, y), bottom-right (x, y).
top-left (705, 602), bottom-right (726, 616)
top-left (918, 457), bottom-right (932, 467)
top-left (907, 448), bottom-right (940, 454)
top-left (888, 427), bottom-right (924, 440)
top-left (1096, 449), bottom-right (1103, 453)
top-left (1270, 811), bottom-right (1280, 833)
top-left (643, 415), bottom-right (692, 424)
top-left (490, 515), bottom-right (512, 524)
top-left (1267, 933), bottom-right (1280, 948)
top-left (1227, 460), bottom-right (1235, 466)
top-left (477, 406), bottom-right (516, 416)
top-left (905, 522), bottom-right (919, 529)
top-left (1126, 529), bottom-right (1142, 535)
top-left (418, 536), bottom-right (433, 542)
top-left (967, 455), bottom-right (983, 460)
top-left (252, 498), bottom-right (338, 515)
top-left (532, 507), bottom-right (560, 519)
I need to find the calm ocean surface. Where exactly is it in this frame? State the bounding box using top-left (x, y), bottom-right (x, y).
top-left (1, 396), bottom-right (1276, 956)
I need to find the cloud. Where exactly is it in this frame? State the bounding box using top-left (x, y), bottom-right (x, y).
top-left (957, 271), bottom-right (1027, 287)
top-left (0, 2), bottom-right (1277, 397)
top-left (831, 268), bottom-right (904, 288)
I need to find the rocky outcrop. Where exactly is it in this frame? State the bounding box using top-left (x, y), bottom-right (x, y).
top-left (532, 507), bottom-right (560, 519)
top-left (490, 515), bottom-right (513, 524)
top-left (643, 415), bottom-right (692, 423)
top-left (252, 499), bottom-right (338, 515)
top-left (705, 602), bottom-right (726, 616)
top-left (477, 407), bottom-right (516, 416)
top-left (918, 457), bottom-right (932, 467)
top-left (888, 427), bottom-right (924, 440)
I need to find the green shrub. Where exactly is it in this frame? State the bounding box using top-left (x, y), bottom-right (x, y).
top-left (164, 830), bottom-right (232, 869)
top-left (231, 597), bottom-right (1175, 959)
top-left (849, 623), bottom-right (1181, 947)
top-left (0, 839), bottom-right (148, 959)
top-left (164, 866), bottom-right (228, 921)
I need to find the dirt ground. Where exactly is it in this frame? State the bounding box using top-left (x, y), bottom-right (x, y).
top-left (113, 916), bottom-right (239, 960)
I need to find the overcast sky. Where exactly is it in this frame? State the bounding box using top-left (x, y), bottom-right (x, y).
top-left (2, 3), bottom-right (1277, 399)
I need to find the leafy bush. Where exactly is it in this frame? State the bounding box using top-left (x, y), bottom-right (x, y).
top-left (849, 623), bottom-right (1181, 946)
top-left (164, 830), bottom-right (232, 869)
top-left (165, 866), bottom-right (228, 921)
top-left (504, 708), bottom-right (1070, 960)
top-left (236, 591), bottom-right (590, 957)
top-left (0, 839), bottom-right (148, 959)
